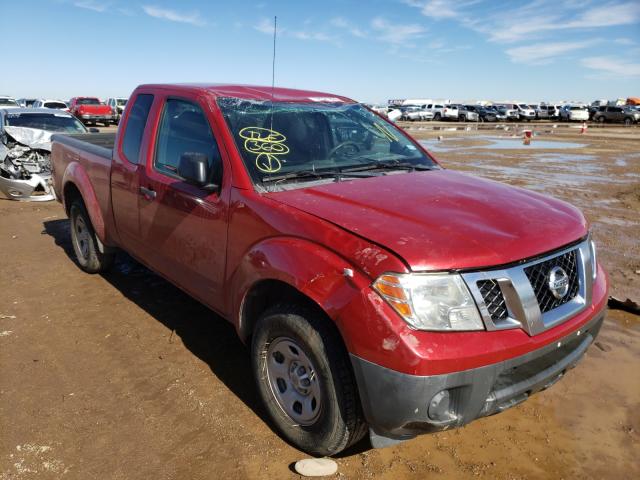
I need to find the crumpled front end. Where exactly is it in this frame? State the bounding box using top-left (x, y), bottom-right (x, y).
top-left (0, 127), bottom-right (55, 201)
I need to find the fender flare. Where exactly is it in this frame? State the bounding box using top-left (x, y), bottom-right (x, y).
top-left (230, 236), bottom-right (371, 346)
top-left (61, 162), bottom-right (107, 243)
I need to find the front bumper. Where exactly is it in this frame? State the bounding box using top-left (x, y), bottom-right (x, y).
top-left (0, 173), bottom-right (56, 202)
top-left (351, 309), bottom-right (604, 447)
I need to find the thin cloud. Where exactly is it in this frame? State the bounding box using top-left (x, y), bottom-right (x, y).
top-left (254, 18), bottom-right (339, 44)
top-left (566, 2), bottom-right (640, 28)
top-left (404, 0), bottom-right (640, 43)
top-left (371, 17), bottom-right (426, 47)
top-left (582, 56), bottom-right (640, 78)
top-left (330, 17), bottom-right (367, 38)
top-left (142, 5), bottom-right (205, 27)
top-left (73, 0), bottom-right (109, 13)
top-left (506, 40), bottom-right (598, 65)
top-left (254, 18), bottom-right (275, 34)
top-left (403, 0), bottom-right (477, 20)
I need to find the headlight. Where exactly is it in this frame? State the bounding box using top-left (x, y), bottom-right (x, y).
top-left (373, 273), bottom-right (484, 331)
top-left (589, 238), bottom-right (597, 280)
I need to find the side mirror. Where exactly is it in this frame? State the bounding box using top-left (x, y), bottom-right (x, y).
top-left (89, 127), bottom-right (100, 133)
top-left (178, 152), bottom-right (217, 191)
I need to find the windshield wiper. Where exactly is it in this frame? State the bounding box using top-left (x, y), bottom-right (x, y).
top-left (262, 169), bottom-right (377, 183)
top-left (340, 160), bottom-right (435, 173)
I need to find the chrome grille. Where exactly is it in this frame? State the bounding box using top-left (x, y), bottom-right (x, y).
top-left (524, 250), bottom-right (579, 313)
top-left (477, 279), bottom-right (508, 321)
top-left (463, 240), bottom-right (593, 336)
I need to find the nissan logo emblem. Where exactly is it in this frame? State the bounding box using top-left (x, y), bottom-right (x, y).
top-left (548, 266), bottom-right (570, 299)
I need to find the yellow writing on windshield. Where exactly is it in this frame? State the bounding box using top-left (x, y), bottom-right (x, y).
top-left (373, 123), bottom-right (398, 142)
top-left (239, 126), bottom-right (289, 173)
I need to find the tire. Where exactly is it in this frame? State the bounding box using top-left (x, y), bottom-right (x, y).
top-left (69, 199), bottom-right (114, 273)
top-left (624, 117), bottom-right (632, 125)
top-left (597, 116), bottom-right (605, 124)
top-left (434, 113), bottom-right (441, 121)
top-left (460, 115), bottom-right (466, 122)
top-left (251, 303), bottom-right (367, 456)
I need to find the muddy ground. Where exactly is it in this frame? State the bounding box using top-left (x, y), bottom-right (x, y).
top-left (1, 124), bottom-right (638, 479)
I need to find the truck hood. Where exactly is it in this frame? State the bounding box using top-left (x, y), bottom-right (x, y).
top-left (3, 126), bottom-right (53, 151)
top-left (266, 170), bottom-right (587, 271)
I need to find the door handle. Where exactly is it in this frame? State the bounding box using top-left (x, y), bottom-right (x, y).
top-left (139, 186), bottom-right (156, 200)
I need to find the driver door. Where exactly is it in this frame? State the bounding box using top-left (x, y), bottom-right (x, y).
top-left (137, 95), bottom-right (229, 311)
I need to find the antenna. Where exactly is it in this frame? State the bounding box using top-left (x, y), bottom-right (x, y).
top-left (270, 15), bottom-right (277, 132)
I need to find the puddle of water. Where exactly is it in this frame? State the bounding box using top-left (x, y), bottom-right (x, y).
top-left (421, 136), bottom-right (586, 151)
top-left (457, 161), bottom-right (633, 192)
top-left (533, 153), bottom-right (595, 162)
top-left (595, 217), bottom-right (639, 227)
top-left (615, 158), bottom-right (628, 167)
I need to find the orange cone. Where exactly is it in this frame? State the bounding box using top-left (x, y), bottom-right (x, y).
top-left (580, 122), bottom-right (587, 134)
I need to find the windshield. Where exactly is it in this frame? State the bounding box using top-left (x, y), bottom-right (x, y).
top-left (117, 99), bottom-right (127, 106)
top-left (0, 98), bottom-right (19, 107)
top-left (218, 98), bottom-right (437, 187)
top-left (5, 113), bottom-right (87, 133)
top-left (44, 102), bottom-right (67, 109)
top-left (77, 98), bottom-right (100, 105)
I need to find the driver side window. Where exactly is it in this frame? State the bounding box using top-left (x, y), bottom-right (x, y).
top-left (154, 99), bottom-right (222, 185)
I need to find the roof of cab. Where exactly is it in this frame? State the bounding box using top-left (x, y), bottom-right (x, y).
top-left (136, 83), bottom-right (355, 103)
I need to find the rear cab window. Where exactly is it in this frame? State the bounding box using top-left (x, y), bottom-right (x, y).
top-left (122, 94), bottom-right (154, 164)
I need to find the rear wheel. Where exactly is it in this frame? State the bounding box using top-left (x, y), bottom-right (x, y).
top-left (624, 117), bottom-right (632, 125)
top-left (69, 199), bottom-right (114, 273)
top-left (434, 113), bottom-right (441, 121)
top-left (251, 304), bottom-right (367, 456)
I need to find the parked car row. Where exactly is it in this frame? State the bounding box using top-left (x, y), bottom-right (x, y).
top-left (2, 95), bottom-right (129, 126)
top-left (384, 99), bottom-right (640, 124)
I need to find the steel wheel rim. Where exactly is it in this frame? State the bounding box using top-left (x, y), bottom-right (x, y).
top-left (266, 337), bottom-right (322, 426)
top-left (74, 215), bottom-right (91, 260)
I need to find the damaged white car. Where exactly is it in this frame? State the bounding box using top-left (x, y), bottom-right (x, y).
top-left (0, 108), bottom-right (89, 201)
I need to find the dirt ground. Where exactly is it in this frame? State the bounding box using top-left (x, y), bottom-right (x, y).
top-left (1, 124), bottom-right (639, 479)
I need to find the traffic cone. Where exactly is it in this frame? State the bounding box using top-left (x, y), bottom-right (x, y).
top-left (523, 130), bottom-right (532, 145)
top-left (580, 122), bottom-right (587, 134)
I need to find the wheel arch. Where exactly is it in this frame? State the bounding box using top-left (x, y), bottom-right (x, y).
top-left (61, 163), bottom-right (107, 243)
top-left (239, 279), bottom-right (325, 342)
top-left (231, 237), bottom-right (371, 348)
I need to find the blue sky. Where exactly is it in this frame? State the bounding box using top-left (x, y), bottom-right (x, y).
top-left (2, 0), bottom-right (639, 104)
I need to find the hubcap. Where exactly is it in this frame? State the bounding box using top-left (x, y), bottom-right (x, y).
top-left (74, 215), bottom-right (90, 259)
top-left (266, 337), bottom-right (322, 425)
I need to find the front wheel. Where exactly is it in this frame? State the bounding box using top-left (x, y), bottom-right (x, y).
top-left (251, 304), bottom-right (367, 456)
top-left (69, 199), bottom-right (114, 273)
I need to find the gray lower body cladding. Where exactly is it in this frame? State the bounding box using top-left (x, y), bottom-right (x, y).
top-left (350, 310), bottom-right (604, 447)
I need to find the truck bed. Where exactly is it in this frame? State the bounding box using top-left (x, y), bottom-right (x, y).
top-left (51, 132), bottom-right (116, 243)
top-left (51, 133), bottom-right (116, 160)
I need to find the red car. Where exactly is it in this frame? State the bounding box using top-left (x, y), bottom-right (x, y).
top-left (51, 83), bottom-right (608, 455)
top-left (68, 96), bottom-right (114, 126)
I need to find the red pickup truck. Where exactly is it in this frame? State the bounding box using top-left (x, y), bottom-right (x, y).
top-left (68, 97), bottom-right (114, 126)
top-left (51, 83), bottom-right (608, 455)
